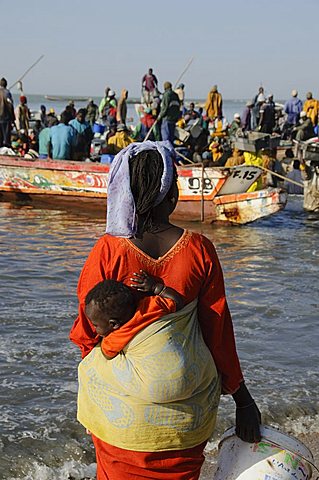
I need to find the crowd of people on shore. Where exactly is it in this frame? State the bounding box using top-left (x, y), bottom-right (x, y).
top-left (0, 69), bottom-right (317, 192)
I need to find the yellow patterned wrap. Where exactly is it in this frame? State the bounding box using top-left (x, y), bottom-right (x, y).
top-left (77, 299), bottom-right (221, 451)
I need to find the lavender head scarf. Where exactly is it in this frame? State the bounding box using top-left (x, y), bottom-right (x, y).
top-left (105, 141), bottom-right (175, 237)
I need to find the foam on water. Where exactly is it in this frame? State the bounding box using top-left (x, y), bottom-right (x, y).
top-left (8, 461), bottom-right (96, 480)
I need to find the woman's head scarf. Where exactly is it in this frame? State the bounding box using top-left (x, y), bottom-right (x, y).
top-left (105, 141), bottom-right (175, 238)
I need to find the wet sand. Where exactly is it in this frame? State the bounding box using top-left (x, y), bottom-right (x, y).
top-left (200, 432), bottom-right (319, 479)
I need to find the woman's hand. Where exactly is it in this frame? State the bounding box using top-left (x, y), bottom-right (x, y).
top-left (235, 401), bottom-right (261, 443)
top-left (130, 270), bottom-right (157, 293)
top-left (232, 382), bottom-right (262, 443)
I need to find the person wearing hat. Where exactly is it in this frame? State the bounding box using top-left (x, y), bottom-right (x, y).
top-left (14, 95), bottom-right (30, 133)
top-left (158, 81), bottom-right (180, 144)
top-left (106, 122), bottom-right (134, 155)
top-left (205, 85), bottom-right (223, 120)
top-left (241, 100), bottom-right (254, 131)
top-left (46, 108), bottom-right (58, 125)
top-left (303, 92), bottom-right (319, 127)
top-left (101, 90), bottom-right (117, 127)
top-left (107, 90), bottom-right (117, 106)
top-left (284, 90), bottom-right (303, 128)
top-left (228, 113), bottom-right (242, 138)
top-left (292, 111), bottom-right (315, 142)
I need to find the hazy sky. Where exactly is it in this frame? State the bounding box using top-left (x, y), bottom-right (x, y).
top-left (2, 0), bottom-right (318, 100)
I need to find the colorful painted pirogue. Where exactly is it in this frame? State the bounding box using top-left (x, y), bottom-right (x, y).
top-left (0, 156), bottom-right (287, 224)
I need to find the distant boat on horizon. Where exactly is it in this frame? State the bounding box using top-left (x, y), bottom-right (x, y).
top-left (45, 95), bottom-right (90, 102)
top-left (44, 95), bottom-right (141, 105)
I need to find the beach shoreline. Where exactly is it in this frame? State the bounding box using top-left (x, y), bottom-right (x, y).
top-left (75, 432), bottom-right (319, 479)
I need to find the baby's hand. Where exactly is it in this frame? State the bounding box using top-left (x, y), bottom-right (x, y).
top-left (130, 270), bottom-right (156, 292)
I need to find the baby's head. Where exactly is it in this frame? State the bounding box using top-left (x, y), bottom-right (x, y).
top-left (85, 280), bottom-right (136, 337)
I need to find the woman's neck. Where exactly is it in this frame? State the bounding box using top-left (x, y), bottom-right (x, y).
top-left (130, 224), bottom-right (184, 259)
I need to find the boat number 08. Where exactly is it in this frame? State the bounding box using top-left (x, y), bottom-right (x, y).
top-left (188, 177), bottom-right (214, 191)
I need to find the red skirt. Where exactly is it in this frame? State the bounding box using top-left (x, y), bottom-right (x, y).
top-left (92, 434), bottom-right (207, 480)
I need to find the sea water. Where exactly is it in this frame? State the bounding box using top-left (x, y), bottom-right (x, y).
top-left (0, 196), bottom-right (318, 479)
top-left (12, 93), bottom-right (256, 127)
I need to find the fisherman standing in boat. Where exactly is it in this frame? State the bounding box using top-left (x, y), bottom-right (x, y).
top-left (303, 92), bottom-right (319, 127)
top-left (86, 98), bottom-right (98, 128)
top-left (0, 83), bottom-right (14, 148)
top-left (174, 83), bottom-right (185, 113)
top-left (0, 78), bottom-right (13, 104)
top-left (98, 86), bottom-right (110, 118)
top-left (258, 94), bottom-right (276, 134)
top-left (283, 90), bottom-right (303, 138)
top-left (254, 86), bottom-right (265, 106)
top-left (252, 89), bottom-right (265, 129)
top-left (241, 100), bottom-right (254, 131)
top-left (157, 81), bottom-right (180, 144)
top-left (205, 85), bottom-right (223, 120)
top-left (15, 96), bottom-right (30, 133)
top-left (141, 68), bottom-right (158, 106)
top-left (39, 105), bottom-right (48, 128)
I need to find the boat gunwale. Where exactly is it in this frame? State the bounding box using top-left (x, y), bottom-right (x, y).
top-left (0, 155), bottom-right (229, 178)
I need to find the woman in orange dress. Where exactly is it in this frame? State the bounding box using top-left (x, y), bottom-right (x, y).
top-left (70, 141), bottom-right (261, 480)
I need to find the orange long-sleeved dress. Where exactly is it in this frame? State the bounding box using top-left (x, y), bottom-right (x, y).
top-left (70, 229), bottom-right (243, 480)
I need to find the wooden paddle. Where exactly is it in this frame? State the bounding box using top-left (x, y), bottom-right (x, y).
top-left (9, 55), bottom-right (44, 90)
top-left (174, 149), bottom-right (196, 164)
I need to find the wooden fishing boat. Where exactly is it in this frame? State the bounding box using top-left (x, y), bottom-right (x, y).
top-left (0, 156), bottom-right (287, 224)
top-left (44, 95), bottom-right (89, 102)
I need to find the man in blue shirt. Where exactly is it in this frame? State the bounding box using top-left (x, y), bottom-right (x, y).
top-left (38, 117), bottom-right (58, 158)
top-left (69, 108), bottom-right (93, 160)
top-left (49, 112), bottom-right (76, 160)
top-left (284, 90), bottom-right (303, 126)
